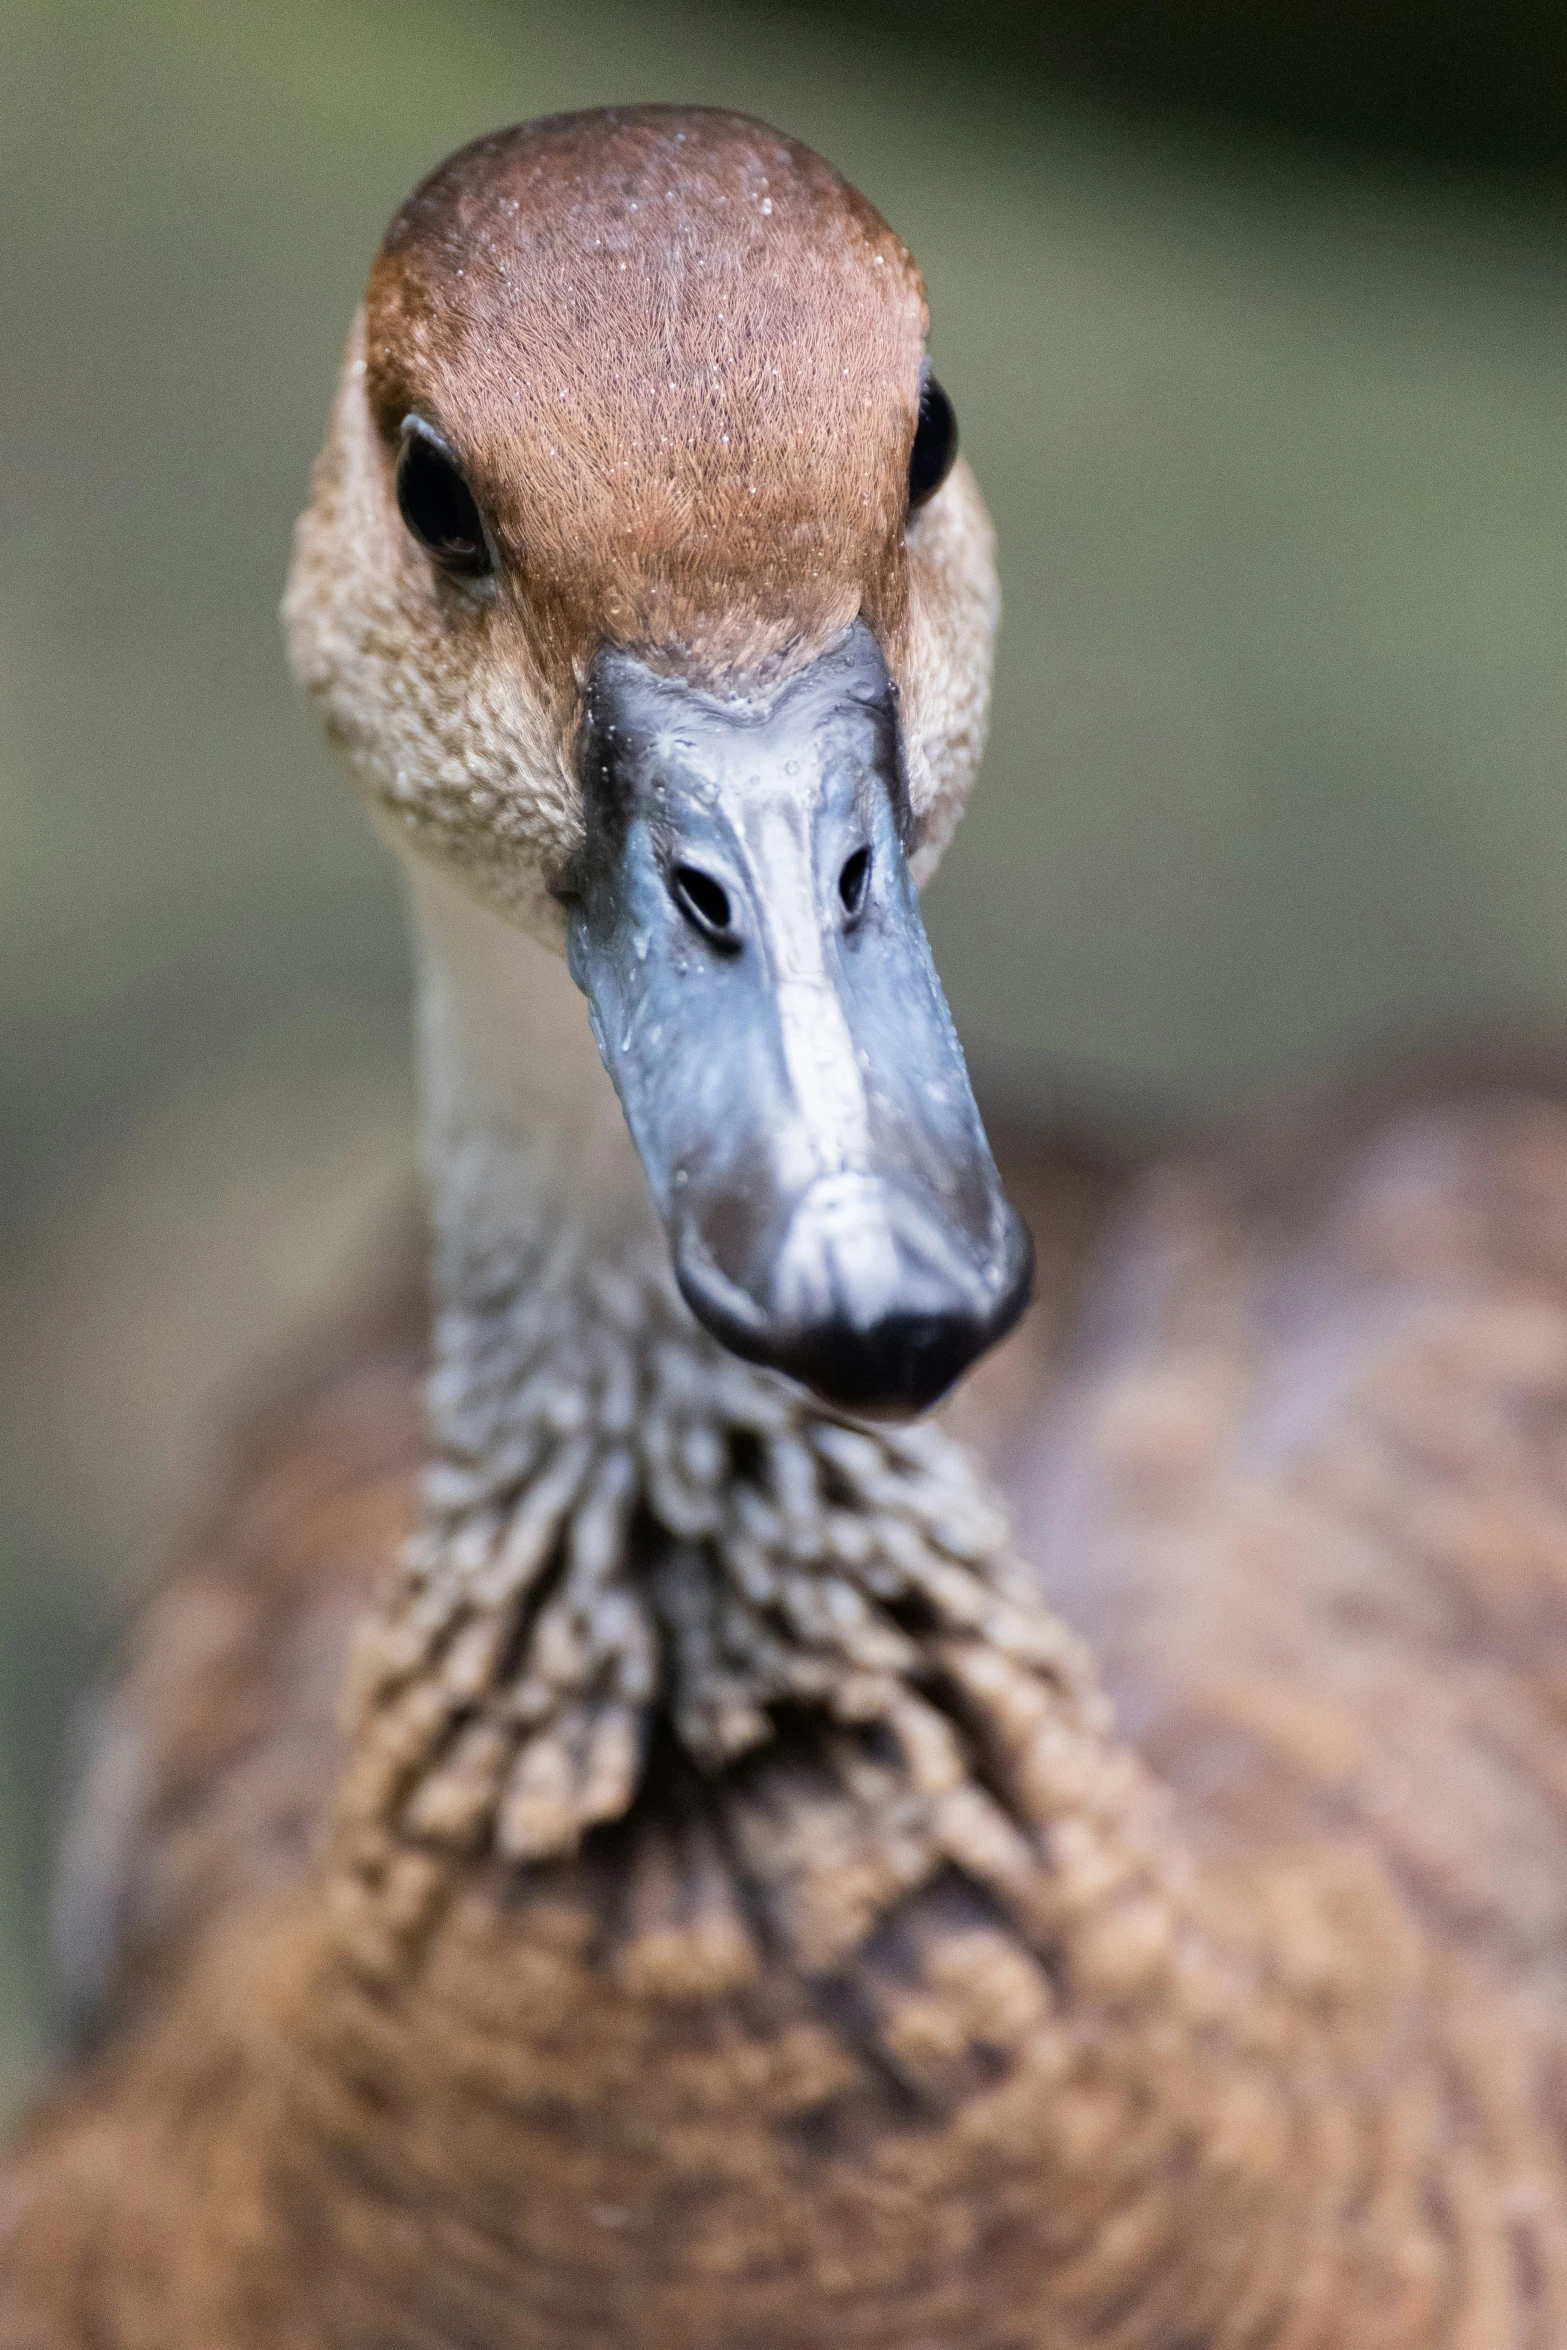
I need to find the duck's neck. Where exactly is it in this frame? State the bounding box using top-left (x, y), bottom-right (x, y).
top-left (332, 865), bottom-right (1156, 1967)
top-left (410, 855), bottom-right (656, 1306)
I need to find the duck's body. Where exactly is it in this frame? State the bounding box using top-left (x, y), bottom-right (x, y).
top-left (6, 106), bottom-right (1567, 2350)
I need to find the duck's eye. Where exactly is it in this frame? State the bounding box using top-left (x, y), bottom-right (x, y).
top-left (396, 425), bottom-right (492, 578)
top-left (907, 375), bottom-right (957, 512)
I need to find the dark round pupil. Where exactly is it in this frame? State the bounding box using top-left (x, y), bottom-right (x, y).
top-left (396, 436), bottom-right (490, 576)
top-left (907, 376), bottom-right (958, 511)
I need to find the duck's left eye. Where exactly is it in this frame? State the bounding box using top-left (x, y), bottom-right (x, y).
top-left (907, 375), bottom-right (958, 512)
top-left (396, 424), bottom-right (492, 579)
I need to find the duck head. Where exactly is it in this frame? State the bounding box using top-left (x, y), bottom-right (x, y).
top-left (285, 106), bottom-right (1031, 1417)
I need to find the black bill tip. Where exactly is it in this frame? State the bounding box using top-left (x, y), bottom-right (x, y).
top-left (674, 1173), bottom-right (1035, 1419)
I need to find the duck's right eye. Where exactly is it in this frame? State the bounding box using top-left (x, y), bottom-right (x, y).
top-left (907, 375), bottom-right (957, 511)
top-left (396, 426), bottom-right (492, 579)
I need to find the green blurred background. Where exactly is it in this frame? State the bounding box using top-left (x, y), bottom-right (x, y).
top-left (3, 0), bottom-right (1566, 2117)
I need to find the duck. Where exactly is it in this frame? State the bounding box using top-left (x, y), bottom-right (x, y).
top-left (6, 101), bottom-right (1567, 2350)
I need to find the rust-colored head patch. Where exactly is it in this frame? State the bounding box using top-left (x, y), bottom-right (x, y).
top-left (365, 107), bottom-right (927, 680)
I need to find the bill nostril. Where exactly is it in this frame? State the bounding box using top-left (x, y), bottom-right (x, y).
top-left (672, 863), bottom-right (736, 945)
top-left (838, 846), bottom-right (870, 920)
